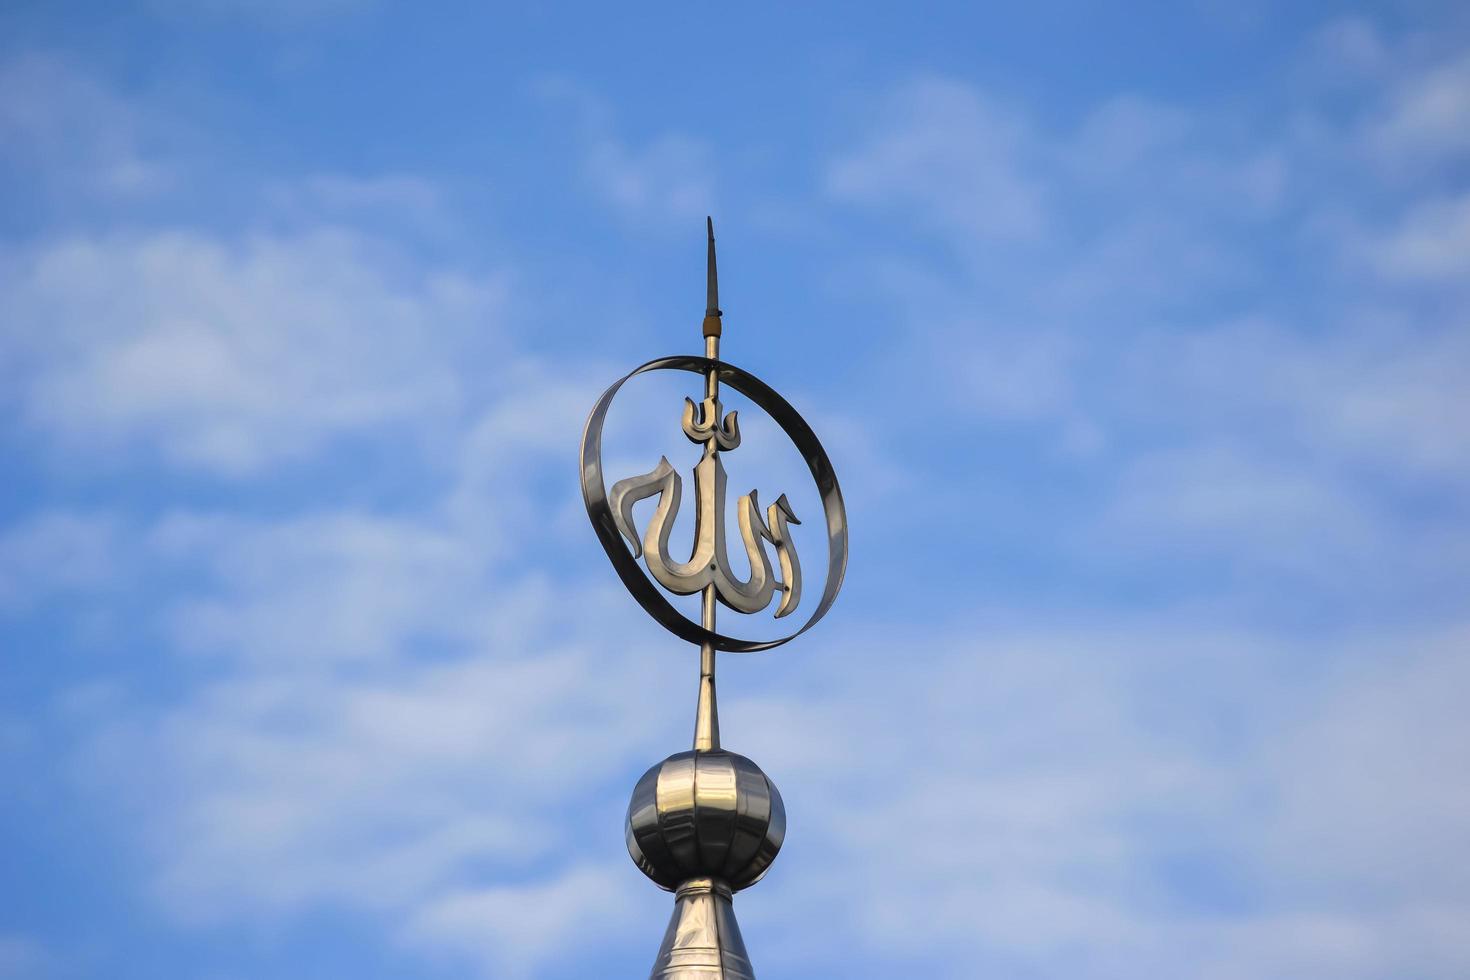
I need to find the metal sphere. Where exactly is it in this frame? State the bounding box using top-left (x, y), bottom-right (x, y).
top-left (626, 750), bottom-right (785, 892)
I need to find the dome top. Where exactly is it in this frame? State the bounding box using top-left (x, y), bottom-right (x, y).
top-left (626, 749), bottom-right (785, 892)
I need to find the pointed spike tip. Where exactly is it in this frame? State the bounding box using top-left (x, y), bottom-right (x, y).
top-left (702, 216), bottom-right (722, 338)
top-left (705, 218), bottom-right (720, 317)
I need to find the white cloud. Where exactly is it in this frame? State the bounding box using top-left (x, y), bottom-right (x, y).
top-left (13, 17), bottom-right (1470, 980)
top-left (2, 227), bottom-right (506, 474)
top-left (70, 453), bottom-right (685, 969)
top-left (156, 511), bottom-right (496, 663)
top-left (1102, 443), bottom-right (1377, 569)
top-left (827, 56), bottom-right (1470, 490)
top-left (58, 338), bottom-right (689, 973)
top-left (786, 55), bottom-right (1470, 975)
top-left (1070, 95), bottom-right (1192, 177)
top-left (262, 173), bottom-right (454, 235)
top-left (0, 54), bottom-right (168, 197)
top-left (0, 63), bottom-right (698, 964)
top-left (1304, 16), bottom-right (1390, 81)
top-left (534, 76), bottom-right (717, 228)
top-left (1138, 316), bottom-right (1470, 481)
top-left (0, 512), bottom-right (118, 611)
top-left (402, 864), bottom-right (642, 979)
top-left (827, 76), bottom-right (1045, 241)
top-left (1368, 191), bottom-right (1470, 282)
top-left (730, 622), bottom-right (1470, 978)
top-left (86, 640), bottom-right (663, 919)
top-left (1365, 52), bottom-right (1470, 165)
top-left (73, 508), bottom-right (679, 971)
top-left (587, 133), bottom-right (716, 227)
top-left (1262, 627), bottom-right (1470, 900)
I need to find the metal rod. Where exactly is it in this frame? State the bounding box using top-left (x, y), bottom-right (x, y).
top-left (693, 588), bottom-right (719, 752)
top-left (693, 218), bottom-right (722, 753)
top-left (694, 332), bottom-right (721, 751)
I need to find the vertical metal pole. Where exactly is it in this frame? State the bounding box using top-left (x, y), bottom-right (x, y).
top-left (693, 332), bottom-right (721, 752)
top-left (693, 216), bottom-right (722, 753)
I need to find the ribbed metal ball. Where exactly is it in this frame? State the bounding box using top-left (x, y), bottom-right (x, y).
top-left (626, 749), bottom-right (785, 892)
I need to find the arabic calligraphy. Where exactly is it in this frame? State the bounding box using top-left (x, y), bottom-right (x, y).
top-left (608, 396), bottom-right (802, 618)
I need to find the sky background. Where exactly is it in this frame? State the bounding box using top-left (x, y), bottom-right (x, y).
top-left (2, 2), bottom-right (1469, 978)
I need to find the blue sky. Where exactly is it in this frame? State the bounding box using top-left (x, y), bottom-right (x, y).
top-left (2, 2), bottom-right (1469, 977)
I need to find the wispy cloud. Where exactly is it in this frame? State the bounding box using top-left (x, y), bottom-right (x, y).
top-left (0, 512), bottom-right (119, 612)
top-left (401, 865), bottom-right (642, 979)
top-left (534, 76), bottom-right (717, 229)
top-left (3, 228), bottom-right (505, 474)
top-left (828, 76), bottom-right (1045, 241)
top-left (0, 53), bottom-right (170, 198)
top-left (735, 621), bottom-right (1470, 978)
top-left (4, 7), bottom-right (1469, 979)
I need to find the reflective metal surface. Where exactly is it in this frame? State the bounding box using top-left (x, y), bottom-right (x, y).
top-left (579, 355), bottom-right (847, 653)
top-left (649, 879), bottom-right (754, 980)
top-left (582, 219), bottom-right (844, 978)
top-left (626, 750), bottom-right (785, 892)
top-left (607, 447), bottom-right (802, 617)
top-left (696, 266), bottom-right (724, 755)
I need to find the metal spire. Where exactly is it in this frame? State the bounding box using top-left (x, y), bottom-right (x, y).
top-left (703, 216), bottom-right (722, 339)
top-left (694, 216), bottom-right (722, 753)
top-left (579, 217), bottom-right (849, 979)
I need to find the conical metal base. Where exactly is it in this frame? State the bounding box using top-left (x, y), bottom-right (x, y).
top-left (649, 878), bottom-right (756, 979)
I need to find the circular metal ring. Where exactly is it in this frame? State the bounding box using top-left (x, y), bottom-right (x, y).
top-left (580, 355), bottom-right (848, 653)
